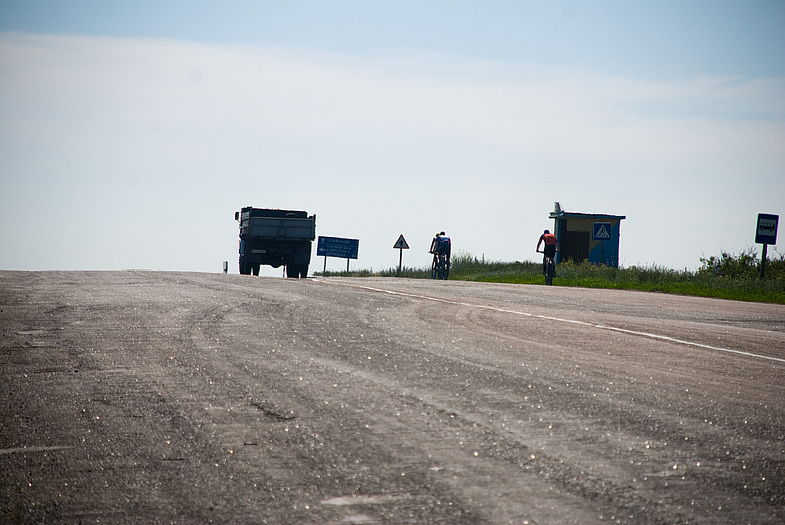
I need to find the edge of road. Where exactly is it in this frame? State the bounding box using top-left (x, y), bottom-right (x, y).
top-left (313, 277), bottom-right (785, 365)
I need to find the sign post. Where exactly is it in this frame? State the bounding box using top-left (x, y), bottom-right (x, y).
top-left (393, 234), bottom-right (409, 273)
top-left (593, 222), bottom-right (611, 264)
top-left (317, 236), bottom-right (359, 273)
top-left (755, 213), bottom-right (779, 280)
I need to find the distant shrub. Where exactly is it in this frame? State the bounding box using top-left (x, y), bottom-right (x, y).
top-left (699, 247), bottom-right (785, 281)
top-left (699, 248), bottom-right (759, 279)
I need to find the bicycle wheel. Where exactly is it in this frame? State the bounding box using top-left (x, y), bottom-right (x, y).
top-left (545, 261), bottom-right (554, 285)
top-left (431, 258), bottom-right (438, 279)
top-left (436, 257), bottom-right (444, 280)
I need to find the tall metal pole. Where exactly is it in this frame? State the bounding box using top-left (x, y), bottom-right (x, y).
top-left (398, 248), bottom-right (403, 273)
top-left (760, 243), bottom-right (768, 280)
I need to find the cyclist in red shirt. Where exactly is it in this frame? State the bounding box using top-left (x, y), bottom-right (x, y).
top-left (536, 230), bottom-right (560, 275)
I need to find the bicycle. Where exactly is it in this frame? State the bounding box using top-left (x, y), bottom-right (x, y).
top-left (536, 249), bottom-right (556, 285)
top-left (431, 251), bottom-right (450, 280)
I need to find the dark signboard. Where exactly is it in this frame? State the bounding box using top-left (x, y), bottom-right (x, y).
top-left (755, 214), bottom-right (779, 245)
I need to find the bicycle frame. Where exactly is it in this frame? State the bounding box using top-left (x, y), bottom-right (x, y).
top-left (537, 249), bottom-right (556, 285)
top-left (431, 251), bottom-right (450, 280)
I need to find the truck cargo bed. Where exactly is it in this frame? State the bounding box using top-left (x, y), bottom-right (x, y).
top-left (243, 217), bottom-right (315, 239)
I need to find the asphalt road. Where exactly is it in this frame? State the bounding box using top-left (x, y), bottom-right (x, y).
top-left (1, 271), bottom-right (784, 524)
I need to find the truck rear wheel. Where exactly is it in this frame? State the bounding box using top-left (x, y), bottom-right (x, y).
top-left (286, 264), bottom-right (308, 278)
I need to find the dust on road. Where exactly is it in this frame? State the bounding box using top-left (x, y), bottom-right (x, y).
top-left (1, 271), bottom-right (783, 524)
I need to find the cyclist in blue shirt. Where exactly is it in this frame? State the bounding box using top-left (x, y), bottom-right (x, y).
top-left (430, 231), bottom-right (451, 260)
top-left (429, 231), bottom-right (452, 279)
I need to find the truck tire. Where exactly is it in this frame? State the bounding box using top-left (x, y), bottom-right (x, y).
top-left (239, 260), bottom-right (251, 275)
top-left (285, 264), bottom-right (308, 278)
top-left (286, 264), bottom-right (298, 278)
top-left (252, 264), bottom-right (260, 276)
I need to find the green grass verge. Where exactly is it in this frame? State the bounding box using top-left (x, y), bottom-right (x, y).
top-left (316, 252), bottom-right (785, 304)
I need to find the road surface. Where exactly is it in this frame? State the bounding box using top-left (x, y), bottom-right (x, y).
top-left (1, 271), bottom-right (784, 524)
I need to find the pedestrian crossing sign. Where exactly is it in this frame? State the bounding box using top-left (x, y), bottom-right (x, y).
top-left (593, 222), bottom-right (611, 241)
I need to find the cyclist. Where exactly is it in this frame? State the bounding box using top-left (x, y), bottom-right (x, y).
top-left (536, 229), bottom-right (559, 275)
top-left (429, 231), bottom-right (451, 278)
top-left (429, 232), bottom-right (440, 255)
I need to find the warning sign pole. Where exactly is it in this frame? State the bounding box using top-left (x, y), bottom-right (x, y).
top-left (393, 234), bottom-right (410, 274)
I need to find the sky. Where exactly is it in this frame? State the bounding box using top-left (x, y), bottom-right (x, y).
top-left (1, 1), bottom-right (784, 275)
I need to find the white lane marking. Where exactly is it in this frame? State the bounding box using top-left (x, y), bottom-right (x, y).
top-left (0, 446), bottom-right (74, 455)
top-left (317, 279), bottom-right (785, 365)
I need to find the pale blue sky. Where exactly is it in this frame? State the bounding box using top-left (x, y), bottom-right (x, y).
top-left (3, 1), bottom-right (783, 77)
top-left (1, 1), bottom-right (783, 273)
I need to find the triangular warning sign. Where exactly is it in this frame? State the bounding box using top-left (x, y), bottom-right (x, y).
top-left (595, 225), bottom-right (610, 239)
top-left (393, 234), bottom-right (409, 249)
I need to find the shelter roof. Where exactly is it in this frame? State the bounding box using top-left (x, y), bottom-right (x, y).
top-left (549, 210), bottom-right (626, 220)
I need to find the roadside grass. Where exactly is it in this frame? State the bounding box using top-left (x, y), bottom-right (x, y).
top-left (316, 250), bottom-right (785, 304)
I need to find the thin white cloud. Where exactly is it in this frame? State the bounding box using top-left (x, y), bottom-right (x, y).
top-left (1, 32), bottom-right (783, 271)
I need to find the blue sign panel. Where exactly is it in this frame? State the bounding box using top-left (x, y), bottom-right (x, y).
top-left (317, 236), bottom-right (359, 259)
top-left (593, 222), bottom-right (612, 241)
top-left (755, 214), bottom-right (779, 245)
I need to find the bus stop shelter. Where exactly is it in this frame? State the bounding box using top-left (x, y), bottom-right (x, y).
top-left (549, 203), bottom-right (625, 267)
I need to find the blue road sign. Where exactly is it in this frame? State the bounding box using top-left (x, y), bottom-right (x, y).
top-left (593, 222), bottom-right (612, 241)
top-left (755, 214), bottom-right (779, 245)
top-left (317, 236), bottom-right (359, 259)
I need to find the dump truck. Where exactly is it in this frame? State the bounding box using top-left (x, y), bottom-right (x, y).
top-left (235, 207), bottom-right (316, 278)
